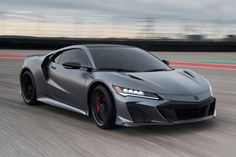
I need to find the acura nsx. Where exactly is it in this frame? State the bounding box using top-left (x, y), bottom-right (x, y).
top-left (20, 45), bottom-right (216, 129)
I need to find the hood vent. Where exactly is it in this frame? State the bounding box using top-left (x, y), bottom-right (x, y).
top-left (183, 70), bottom-right (195, 78)
top-left (128, 74), bottom-right (144, 81)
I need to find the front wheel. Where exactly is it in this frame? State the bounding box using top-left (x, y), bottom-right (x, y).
top-left (20, 70), bottom-right (37, 105)
top-left (91, 86), bottom-right (116, 129)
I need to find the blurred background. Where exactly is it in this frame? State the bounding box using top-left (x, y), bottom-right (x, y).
top-left (1, 0), bottom-right (236, 41)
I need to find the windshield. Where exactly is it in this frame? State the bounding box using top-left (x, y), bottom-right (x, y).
top-left (89, 47), bottom-right (171, 72)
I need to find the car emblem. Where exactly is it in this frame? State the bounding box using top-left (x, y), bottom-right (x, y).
top-left (193, 96), bottom-right (199, 100)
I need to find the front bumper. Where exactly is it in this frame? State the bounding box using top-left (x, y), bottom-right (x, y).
top-left (115, 95), bottom-right (216, 127)
top-left (122, 115), bottom-right (216, 127)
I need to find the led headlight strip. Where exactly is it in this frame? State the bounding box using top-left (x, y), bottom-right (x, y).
top-left (113, 85), bottom-right (160, 100)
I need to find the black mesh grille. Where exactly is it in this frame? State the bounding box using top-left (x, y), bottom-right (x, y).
top-left (158, 97), bottom-right (215, 122)
top-left (175, 106), bottom-right (208, 120)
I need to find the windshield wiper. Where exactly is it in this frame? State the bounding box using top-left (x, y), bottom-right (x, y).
top-left (143, 69), bottom-right (169, 72)
top-left (97, 68), bottom-right (137, 72)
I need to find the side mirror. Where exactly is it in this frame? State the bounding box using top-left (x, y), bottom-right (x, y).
top-left (162, 59), bottom-right (170, 66)
top-left (63, 62), bottom-right (81, 69)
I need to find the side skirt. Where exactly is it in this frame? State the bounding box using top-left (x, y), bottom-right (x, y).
top-left (37, 97), bottom-right (87, 116)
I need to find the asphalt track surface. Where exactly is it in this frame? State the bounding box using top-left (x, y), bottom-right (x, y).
top-left (0, 49), bottom-right (236, 157)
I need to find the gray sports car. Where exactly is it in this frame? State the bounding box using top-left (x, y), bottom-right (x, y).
top-left (20, 44), bottom-right (216, 129)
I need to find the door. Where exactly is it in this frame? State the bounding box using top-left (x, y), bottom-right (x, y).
top-left (47, 48), bottom-right (92, 112)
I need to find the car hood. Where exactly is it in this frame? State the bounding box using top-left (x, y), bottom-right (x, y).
top-left (127, 69), bottom-right (209, 95)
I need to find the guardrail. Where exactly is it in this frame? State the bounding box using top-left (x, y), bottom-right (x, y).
top-left (1, 36), bottom-right (236, 51)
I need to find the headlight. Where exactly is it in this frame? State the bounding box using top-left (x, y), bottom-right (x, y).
top-left (113, 85), bottom-right (160, 100)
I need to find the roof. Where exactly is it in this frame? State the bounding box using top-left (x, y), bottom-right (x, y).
top-left (83, 44), bottom-right (134, 48)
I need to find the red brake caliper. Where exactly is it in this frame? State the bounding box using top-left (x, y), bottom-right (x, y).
top-left (95, 96), bottom-right (101, 114)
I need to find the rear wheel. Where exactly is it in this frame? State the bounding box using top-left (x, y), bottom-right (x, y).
top-left (20, 71), bottom-right (37, 105)
top-left (91, 85), bottom-right (116, 129)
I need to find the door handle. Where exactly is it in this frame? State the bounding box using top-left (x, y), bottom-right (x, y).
top-left (50, 65), bottom-right (56, 70)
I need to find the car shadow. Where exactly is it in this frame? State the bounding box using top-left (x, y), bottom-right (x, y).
top-left (112, 120), bottom-right (218, 137)
top-left (20, 101), bottom-right (94, 124)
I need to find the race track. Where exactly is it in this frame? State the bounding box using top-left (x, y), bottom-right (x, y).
top-left (0, 49), bottom-right (236, 157)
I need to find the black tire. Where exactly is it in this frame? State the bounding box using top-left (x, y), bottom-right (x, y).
top-left (20, 70), bottom-right (37, 105)
top-left (91, 85), bottom-right (116, 129)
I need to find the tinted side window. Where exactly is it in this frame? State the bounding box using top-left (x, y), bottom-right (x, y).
top-left (59, 49), bottom-right (91, 66)
top-left (54, 54), bottom-right (62, 63)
